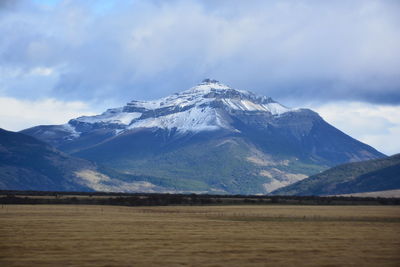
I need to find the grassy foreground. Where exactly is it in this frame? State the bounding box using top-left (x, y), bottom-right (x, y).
top-left (1, 205), bottom-right (399, 266)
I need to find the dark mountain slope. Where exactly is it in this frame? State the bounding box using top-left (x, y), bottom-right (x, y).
top-left (0, 128), bottom-right (96, 191)
top-left (0, 129), bottom-right (171, 192)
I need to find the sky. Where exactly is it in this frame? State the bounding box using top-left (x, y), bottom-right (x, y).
top-left (0, 0), bottom-right (399, 155)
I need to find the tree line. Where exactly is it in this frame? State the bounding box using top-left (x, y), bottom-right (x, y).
top-left (1, 190), bottom-right (399, 206)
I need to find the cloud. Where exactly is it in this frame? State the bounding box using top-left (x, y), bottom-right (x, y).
top-left (0, 1), bottom-right (399, 155)
top-left (0, 0), bottom-right (399, 104)
top-left (310, 101), bottom-right (400, 156)
top-left (0, 0), bottom-right (20, 10)
top-left (0, 97), bottom-right (95, 131)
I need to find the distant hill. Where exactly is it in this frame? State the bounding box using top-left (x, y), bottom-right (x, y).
top-left (0, 129), bottom-right (166, 192)
top-left (20, 80), bottom-right (385, 194)
top-left (271, 154), bottom-right (400, 196)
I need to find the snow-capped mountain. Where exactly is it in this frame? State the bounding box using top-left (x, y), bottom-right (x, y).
top-left (68, 79), bottom-right (292, 136)
top-left (21, 79), bottom-right (385, 194)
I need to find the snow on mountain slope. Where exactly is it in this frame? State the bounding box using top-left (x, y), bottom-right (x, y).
top-left (75, 108), bottom-right (142, 125)
top-left (221, 98), bottom-right (289, 114)
top-left (128, 106), bottom-right (229, 132)
top-left (66, 79), bottom-right (293, 136)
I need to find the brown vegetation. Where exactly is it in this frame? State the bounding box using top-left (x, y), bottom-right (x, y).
top-left (1, 205), bottom-right (399, 266)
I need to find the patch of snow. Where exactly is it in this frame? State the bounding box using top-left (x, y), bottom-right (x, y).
top-left (61, 123), bottom-right (80, 138)
top-left (75, 108), bottom-right (142, 125)
top-left (129, 100), bottom-right (162, 110)
top-left (186, 82), bottom-right (231, 94)
top-left (221, 98), bottom-right (290, 114)
top-left (262, 102), bottom-right (291, 115)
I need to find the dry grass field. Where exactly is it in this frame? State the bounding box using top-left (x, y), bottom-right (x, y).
top-left (1, 205), bottom-right (399, 266)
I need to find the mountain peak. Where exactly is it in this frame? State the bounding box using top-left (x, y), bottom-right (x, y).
top-left (186, 79), bottom-right (232, 93)
top-left (201, 78), bottom-right (220, 84)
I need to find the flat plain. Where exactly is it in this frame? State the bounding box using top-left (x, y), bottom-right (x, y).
top-left (1, 205), bottom-right (399, 266)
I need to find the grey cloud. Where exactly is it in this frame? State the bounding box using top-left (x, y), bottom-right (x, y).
top-left (0, 0), bottom-right (20, 10)
top-left (0, 0), bottom-right (399, 105)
